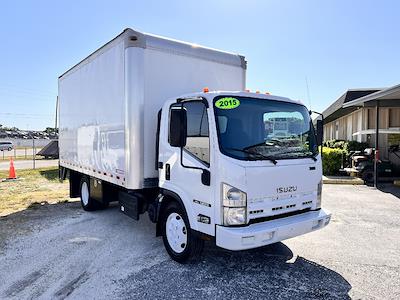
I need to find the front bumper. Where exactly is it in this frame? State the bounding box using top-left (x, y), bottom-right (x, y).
top-left (216, 209), bottom-right (331, 251)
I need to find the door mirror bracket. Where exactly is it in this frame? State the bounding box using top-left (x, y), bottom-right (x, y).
top-left (179, 148), bottom-right (210, 186)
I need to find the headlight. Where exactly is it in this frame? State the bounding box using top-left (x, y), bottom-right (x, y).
top-left (316, 180), bottom-right (322, 209)
top-left (222, 183), bottom-right (247, 225)
top-left (224, 207), bottom-right (246, 226)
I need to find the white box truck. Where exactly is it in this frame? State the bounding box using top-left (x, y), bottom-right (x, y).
top-left (59, 28), bottom-right (331, 263)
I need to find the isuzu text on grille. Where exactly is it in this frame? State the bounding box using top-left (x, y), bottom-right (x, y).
top-left (276, 186), bottom-right (298, 193)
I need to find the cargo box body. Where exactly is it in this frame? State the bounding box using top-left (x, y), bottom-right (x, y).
top-left (59, 28), bottom-right (246, 189)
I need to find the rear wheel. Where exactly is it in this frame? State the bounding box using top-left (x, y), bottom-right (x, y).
top-left (161, 202), bottom-right (204, 263)
top-left (80, 177), bottom-right (99, 211)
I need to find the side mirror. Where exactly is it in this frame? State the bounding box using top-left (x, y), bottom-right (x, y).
top-left (316, 119), bottom-right (323, 146)
top-left (169, 107), bottom-right (187, 147)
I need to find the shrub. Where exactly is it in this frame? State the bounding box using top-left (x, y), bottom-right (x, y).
top-left (322, 147), bottom-right (345, 175)
top-left (323, 139), bottom-right (345, 149)
top-left (323, 139), bottom-right (370, 153)
top-left (344, 140), bottom-right (369, 153)
top-left (332, 140), bottom-right (346, 149)
top-left (323, 140), bottom-right (337, 148)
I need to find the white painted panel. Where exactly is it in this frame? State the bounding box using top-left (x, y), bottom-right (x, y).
top-left (143, 48), bottom-right (245, 179)
top-left (125, 47), bottom-right (145, 189)
top-left (59, 31), bottom-right (246, 189)
top-left (59, 41), bottom-right (126, 186)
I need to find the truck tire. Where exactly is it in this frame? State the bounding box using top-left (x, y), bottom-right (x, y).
top-left (161, 202), bottom-right (204, 263)
top-left (362, 170), bottom-right (374, 183)
top-left (80, 176), bottom-right (98, 211)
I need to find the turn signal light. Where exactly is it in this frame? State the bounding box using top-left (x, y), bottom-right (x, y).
top-left (203, 87), bottom-right (209, 93)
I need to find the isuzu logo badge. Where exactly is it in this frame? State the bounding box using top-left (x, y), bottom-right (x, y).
top-left (276, 186), bottom-right (297, 193)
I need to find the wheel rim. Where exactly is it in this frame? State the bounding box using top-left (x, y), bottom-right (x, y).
top-left (166, 212), bottom-right (188, 254)
top-left (81, 182), bottom-right (89, 206)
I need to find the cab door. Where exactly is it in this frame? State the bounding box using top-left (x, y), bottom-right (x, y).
top-left (159, 99), bottom-right (214, 236)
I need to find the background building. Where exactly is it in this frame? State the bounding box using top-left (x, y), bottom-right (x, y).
top-left (322, 84), bottom-right (400, 167)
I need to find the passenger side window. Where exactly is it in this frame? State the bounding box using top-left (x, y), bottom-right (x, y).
top-left (182, 101), bottom-right (210, 165)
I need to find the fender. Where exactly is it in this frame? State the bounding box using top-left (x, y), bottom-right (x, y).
top-left (155, 188), bottom-right (199, 236)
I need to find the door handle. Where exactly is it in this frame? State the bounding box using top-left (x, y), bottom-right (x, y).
top-left (165, 164), bottom-right (170, 180)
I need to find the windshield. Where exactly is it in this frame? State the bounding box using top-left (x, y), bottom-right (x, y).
top-left (213, 96), bottom-right (318, 161)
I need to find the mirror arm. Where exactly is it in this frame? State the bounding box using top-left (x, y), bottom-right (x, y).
top-left (311, 111), bottom-right (323, 118)
top-left (179, 147), bottom-right (210, 186)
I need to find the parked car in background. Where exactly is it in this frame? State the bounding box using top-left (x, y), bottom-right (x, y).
top-left (0, 141), bottom-right (14, 151)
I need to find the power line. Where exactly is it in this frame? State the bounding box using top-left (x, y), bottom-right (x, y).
top-left (0, 112), bottom-right (52, 116)
top-left (0, 116), bottom-right (52, 120)
top-left (0, 83), bottom-right (57, 97)
top-left (0, 90), bottom-right (55, 102)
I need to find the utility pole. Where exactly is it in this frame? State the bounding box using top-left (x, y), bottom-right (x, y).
top-left (32, 135), bottom-right (36, 170)
top-left (374, 102), bottom-right (379, 188)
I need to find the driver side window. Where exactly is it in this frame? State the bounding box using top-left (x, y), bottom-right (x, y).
top-left (182, 101), bottom-right (210, 165)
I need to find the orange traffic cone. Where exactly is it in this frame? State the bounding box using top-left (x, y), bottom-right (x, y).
top-left (8, 158), bottom-right (17, 179)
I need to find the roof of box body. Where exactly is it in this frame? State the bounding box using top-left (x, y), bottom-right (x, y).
top-left (59, 28), bottom-right (246, 79)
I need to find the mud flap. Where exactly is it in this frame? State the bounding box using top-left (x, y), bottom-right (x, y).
top-left (119, 192), bottom-right (144, 221)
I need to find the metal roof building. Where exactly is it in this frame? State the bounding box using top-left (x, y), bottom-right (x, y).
top-left (323, 83), bottom-right (400, 186)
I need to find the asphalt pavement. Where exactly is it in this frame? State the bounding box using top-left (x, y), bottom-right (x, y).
top-left (0, 185), bottom-right (399, 299)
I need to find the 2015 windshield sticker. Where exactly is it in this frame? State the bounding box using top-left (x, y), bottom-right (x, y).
top-left (215, 97), bottom-right (240, 109)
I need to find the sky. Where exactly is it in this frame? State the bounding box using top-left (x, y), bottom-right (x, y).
top-left (0, 0), bottom-right (399, 130)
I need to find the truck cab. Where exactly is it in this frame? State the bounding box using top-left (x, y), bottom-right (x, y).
top-left (155, 90), bottom-right (331, 262)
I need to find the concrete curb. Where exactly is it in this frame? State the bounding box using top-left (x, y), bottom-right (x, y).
top-left (323, 176), bottom-right (364, 185)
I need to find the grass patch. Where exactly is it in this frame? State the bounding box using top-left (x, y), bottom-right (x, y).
top-left (0, 167), bottom-right (71, 216)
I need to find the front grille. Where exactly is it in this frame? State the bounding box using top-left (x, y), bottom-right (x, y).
top-left (248, 208), bottom-right (312, 225)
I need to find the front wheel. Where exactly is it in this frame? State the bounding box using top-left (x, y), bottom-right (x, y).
top-left (161, 202), bottom-right (204, 263)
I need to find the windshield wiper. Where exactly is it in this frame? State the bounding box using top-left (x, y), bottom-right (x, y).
top-left (225, 148), bottom-right (277, 165)
top-left (283, 150), bottom-right (318, 162)
top-left (244, 139), bottom-right (284, 150)
top-left (243, 141), bottom-right (267, 150)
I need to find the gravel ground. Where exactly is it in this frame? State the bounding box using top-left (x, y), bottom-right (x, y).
top-left (0, 184), bottom-right (399, 299)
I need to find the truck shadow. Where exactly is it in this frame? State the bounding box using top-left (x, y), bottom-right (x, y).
top-left (376, 183), bottom-right (400, 199)
top-left (121, 240), bottom-right (351, 299)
